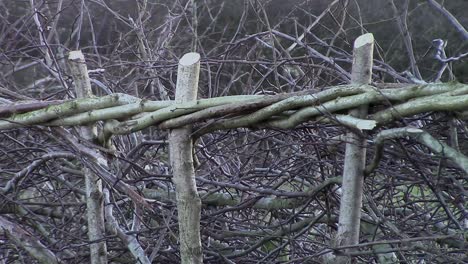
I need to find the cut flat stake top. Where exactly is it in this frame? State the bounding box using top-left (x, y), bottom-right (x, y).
top-left (180, 52), bottom-right (201, 66)
top-left (68, 50), bottom-right (85, 61)
top-left (354, 33), bottom-right (374, 48)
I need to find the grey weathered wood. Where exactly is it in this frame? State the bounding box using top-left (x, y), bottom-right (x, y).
top-left (68, 51), bottom-right (108, 264)
top-left (168, 52), bottom-right (203, 264)
top-left (334, 33), bottom-right (374, 261)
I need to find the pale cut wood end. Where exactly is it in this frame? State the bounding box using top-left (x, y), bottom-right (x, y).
top-left (406, 128), bottom-right (422, 133)
top-left (179, 52), bottom-right (201, 66)
top-left (354, 33), bottom-right (374, 48)
top-left (68, 50), bottom-right (84, 60)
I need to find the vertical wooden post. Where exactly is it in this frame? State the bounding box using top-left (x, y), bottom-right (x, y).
top-left (335, 33), bottom-right (374, 258)
top-left (169, 52), bottom-right (203, 264)
top-left (68, 51), bottom-right (108, 264)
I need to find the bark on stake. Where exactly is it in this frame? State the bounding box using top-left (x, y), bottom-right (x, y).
top-left (169, 52), bottom-right (203, 264)
top-left (68, 51), bottom-right (108, 264)
top-left (335, 33), bottom-right (374, 262)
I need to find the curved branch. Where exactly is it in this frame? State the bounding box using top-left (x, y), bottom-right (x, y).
top-left (0, 152), bottom-right (75, 194)
top-left (365, 127), bottom-right (468, 175)
top-left (426, 0), bottom-right (468, 40)
top-left (0, 216), bottom-right (60, 264)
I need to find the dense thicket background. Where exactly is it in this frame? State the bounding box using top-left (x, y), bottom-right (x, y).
top-left (0, 0), bottom-right (467, 263)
